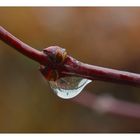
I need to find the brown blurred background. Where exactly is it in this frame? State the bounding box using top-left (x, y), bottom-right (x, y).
top-left (0, 7), bottom-right (140, 132)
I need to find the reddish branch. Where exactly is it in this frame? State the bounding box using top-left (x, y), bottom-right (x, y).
top-left (0, 26), bottom-right (140, 87)
top-left (72, 91), bottom-right (140, 119)
top-left (0, 26), bottom-right (49, 65)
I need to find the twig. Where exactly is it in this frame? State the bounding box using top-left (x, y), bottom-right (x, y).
top-left (63, 57), bottom-right (140, 86)
top-left (0, 26), bottom-right (49, 65)
top-left (0, 26), bottom-right (140, 86)
top-left (72, 91), bottom-right (140, 119)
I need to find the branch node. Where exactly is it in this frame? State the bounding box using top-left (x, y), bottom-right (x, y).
top-left (40, 46), bottom-right (68, 81)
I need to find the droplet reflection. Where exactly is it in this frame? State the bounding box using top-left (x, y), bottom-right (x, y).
top-left (49, 76), bottom-right (92, 99)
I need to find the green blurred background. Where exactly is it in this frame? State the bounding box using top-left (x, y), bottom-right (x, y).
top-left (0, 7), bottom-right (140, 132)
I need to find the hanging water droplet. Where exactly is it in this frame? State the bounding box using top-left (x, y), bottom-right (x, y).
top-left (49, 76), bottom-right (92, 99)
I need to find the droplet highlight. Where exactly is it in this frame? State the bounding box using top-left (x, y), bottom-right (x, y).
top-left (49, 76), bottom-right (92, 99)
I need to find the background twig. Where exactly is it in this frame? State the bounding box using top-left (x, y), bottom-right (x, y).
top-left (72, 91), bottom-right (140, 119)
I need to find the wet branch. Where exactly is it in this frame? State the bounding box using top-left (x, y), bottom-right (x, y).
top-left (0, 26), bottom-right (140, 87)
top-left (0, 26), bottom-right (49, 65)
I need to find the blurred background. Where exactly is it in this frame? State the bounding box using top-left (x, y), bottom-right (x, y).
top-left (0, 7), bottom-right (140, 132)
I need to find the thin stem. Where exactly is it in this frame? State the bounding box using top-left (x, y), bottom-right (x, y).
top-left (72, 91), bottom-right (140, 119)
top-left (0, 26), bottom-right (48, 65)
top-left (1, 26), bottom-right (140, 87)
top-left (62, 56), bottom-right (140, 87)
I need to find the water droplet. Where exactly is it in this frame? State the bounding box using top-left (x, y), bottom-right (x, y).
top-left (49, 76), bottom-right (92, 99)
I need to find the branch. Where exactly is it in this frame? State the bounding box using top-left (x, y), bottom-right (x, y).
top-left (63, 57), bottom-right (140, 86)
top-left (1, 26), bottom-right (140, 86)
top-left (72, 91), bottom-right (140, 119)
top-left (0, 26), bottom-right (49, 65)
